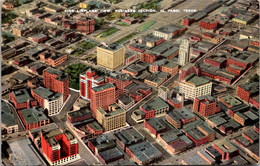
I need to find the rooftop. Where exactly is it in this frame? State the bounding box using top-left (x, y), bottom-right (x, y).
top-left (44, 67), bottom-right (69, 82)
top-left (155, 24), bottom-right (185, 34)
top-left (119, 95), bottom-right (134, 105)
top-left (68, 109), bottom-right (92, 119)
top-left (7, 137), bottom-right (44, 166)
top-left (33, 86), bottom-right (62, 101)
top-left (20, 107), bottom-right (49, 124)
top-left (214, 140), bottom-right (238, 153)
top-left (98, 104), bottom-right (125, 117)
top-left (88, 121), bottom-right (102, 131)
top-left (12, 89), bottom-right (34, 104)
top-left (146, 118), bottom-right (167, 132)
top-left (128, 141), bottom-right (162, 162)
top-left (114, 128), bottom-right (145, 145)
top-left (142, 97), bottom-right (169, 112)
top-left (239, 82), bottom-right (259, 95)
top-left (92, 83), bottom-right (115, 92)
top-left (98, 147), bottom-right (124, 163)
top-left (1, 101), bottom-right (18, 127)
top-left (98, 43), bottom-right (123, 51)
top-left (184, 74), bottom-right (210, 86)
top-left (219, 94), bottom-right (243, 107)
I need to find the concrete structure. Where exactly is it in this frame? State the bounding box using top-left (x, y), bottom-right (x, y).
top-left (43, 67), bottom-right (70, 101)
top-left (97, 44), bottom-right (126, 71)
top-left (80, 68), bottom-right (104, 100)
top-left (31, 87), bottom-right (64, 116)
top-left (90, 83), bottom-right (116, 118)
top-left (96, 104), bottom-right (126, 132)
top-left (178, 39), bottom-right (190, 66)
top-left (41, 129), bottom-right (80, 165)
top-left (180, 74), bottom-right (212, 99)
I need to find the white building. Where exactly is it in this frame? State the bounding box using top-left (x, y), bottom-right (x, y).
top-left (178, 39), bottom-right (190, 66)
top-left (179, 74), bottom-right (212, 99)
top-left (32, 86), bottom-right (64, 116)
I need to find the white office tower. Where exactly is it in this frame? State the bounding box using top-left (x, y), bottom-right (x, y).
top-left (178, 39), bottom-right (190, 66)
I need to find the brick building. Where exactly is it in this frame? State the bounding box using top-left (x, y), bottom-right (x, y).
top-left (43, 67), bottom-right (70, 101)
top-left (10, 89), bottom-right (38, 110)
top-left (41, 129), bottom-right (80, 165)
top-left (77, 18), bottom-right (95, 34)
top-left (213, 140), bottom-right (239, 160)
top-left (193, 95), bottom-right (221, 117)
top-left (90, 83), bottom-right (116, 118)
top-left (39, 50), bottom-right (68, 67)
top-left (67, 109), bottom-right (92, 123)
top-left (237, 82), bottom-right (258, 103)
top-left (141, 97), bottom-right (169, 119)
top-left (18, 107), bottom-right (50, 130)
top-left (199, 19), bottom-right (219, 30)
top-left (145, 118), bottom-right (167, 137)
top-left (141, 51), bottom-right (159, 63)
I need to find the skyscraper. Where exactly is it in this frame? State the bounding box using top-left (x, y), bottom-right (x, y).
top-left (80, 68), bottom-right (104, 100)
top-left (97, 44), bottom-right (126, 71)
top-left (178, 39), bottom-right (190, 66)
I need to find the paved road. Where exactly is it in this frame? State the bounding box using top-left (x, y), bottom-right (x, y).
top-left (50, 90), bottom-right (100, 165)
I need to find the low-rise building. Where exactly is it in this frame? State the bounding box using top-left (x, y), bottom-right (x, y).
top-left (145, 118), bottom-right (167, 137)
top-left (67, 109), bottom-right (92, 123)
top-left (114, 128), bottom-right (145, 151)
top-left (118, 95), bottom-right (135, 111)
top-left (166, 108), bottom-right (196, 128)
top-left (126, 141), bottom-right (162, 165)
top-left (144, 72), bottom-right (170, 87)
top-left (18, 107), bottom-right (50, 130)
top-left (1, 101), bottom-right (19, 134)
top-left (213, 140), bottom-right (239, 160)
top-left (10, 89), bottom-right (38, 110)
top-left (141, 97), bottom-right (169, 119)
top-left (87, 121), bottom-right (103, 135)
top-left (153, 24), bottom-right (187, 40)
top-left (39, 50), bottom-right (68, 67)
top-left (194, 95), bottom-right (221, 117)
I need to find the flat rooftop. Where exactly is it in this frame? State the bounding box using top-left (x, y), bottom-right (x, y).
top-left (114, 128), bottom-right (145, 146)
top-left (68, 109), bottom-right (92, 119)
top-left (92, 83), bottom-right (115, 92)
top-left (1, 101), bottom-right (18, 127)
top-left (185, 74), bottom-right (210, 86)
top-left (142, 97), bottom-right (169, 112)
top-left (20, 107), bottom-right (49, 124)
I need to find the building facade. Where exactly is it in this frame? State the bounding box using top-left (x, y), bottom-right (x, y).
top-left (31, 87), bottom-right (64, 116)
top-left (180, 74), bottom-right (212, 99)
top-left (43, 67), bottom-right (70, 101)
top-left (41, 129), bottom-right (80, 165)
top-left (80, 69), bottom-right (104, 100)
top-left (194, 95), bottom-right (221, 117)
top-left (90, 83), bottom-right (116, 118)
top-left (96, 104), bottom-right (126, 132)
top-left (77, 19), bottom-right (95, 34)
top-left (97, 44), bottom-right (126, 71)
top-left (178, 39), bottom-right (190, 66)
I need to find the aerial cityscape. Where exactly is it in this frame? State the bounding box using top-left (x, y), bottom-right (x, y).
top-left (1, 0), bottom-right (259, 165)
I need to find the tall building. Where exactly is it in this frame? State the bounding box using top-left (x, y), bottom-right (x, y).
top-left (178, 39), bottom-right (190, 66)
top-left (80, 68), bottom-right (104, 100)
top-left (96, 104), bottom-right (126, 132)
top-left (194, 95), bottom-right (221, 117)
top-left (97, 44), bottom-right (126, 71)
top-left (31, 86), bottom-right (64, 116)
top-left (77, 18), bottom-right (95, 34)
top-left (41, 129), bottom-right (80, 165)
top-left (43, 67), bottom-right (70, 101)
top-left (180, 74), bottom-right (212, 99)
top-left (90, 83), bottom-right (116, 118)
